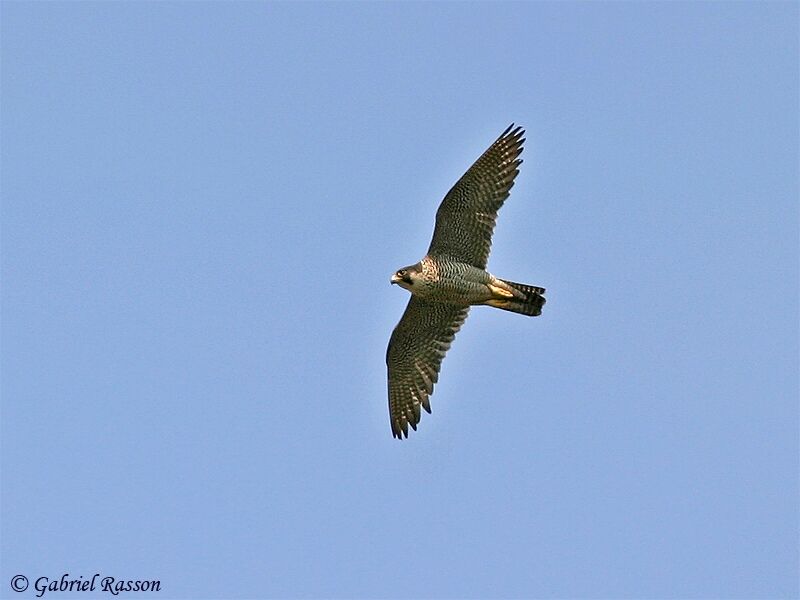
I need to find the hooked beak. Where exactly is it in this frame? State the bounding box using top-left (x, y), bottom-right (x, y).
top-left (390, 273), bottom-right (401, 285)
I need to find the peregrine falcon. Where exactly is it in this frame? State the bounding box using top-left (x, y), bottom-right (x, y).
top-left (387, 124), bottom-right (546, 439)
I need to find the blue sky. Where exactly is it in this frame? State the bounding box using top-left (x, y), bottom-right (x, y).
top-left (2, 2), bottom-right (797, 598)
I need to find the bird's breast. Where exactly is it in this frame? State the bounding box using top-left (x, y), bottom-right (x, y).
top-left (409, 257), bottom-right (492, 305)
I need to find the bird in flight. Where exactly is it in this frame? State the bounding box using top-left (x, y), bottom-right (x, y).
top-left (386, 124), bottom-right (546, 439)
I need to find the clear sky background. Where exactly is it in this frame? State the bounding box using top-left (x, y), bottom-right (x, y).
top-left (2, 2), bottom-right (798, 599)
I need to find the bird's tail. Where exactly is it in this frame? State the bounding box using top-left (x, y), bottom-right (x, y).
top-left (485, 279), bottom-right (546, 317)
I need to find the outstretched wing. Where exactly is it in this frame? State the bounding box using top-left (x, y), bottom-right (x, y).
top-left (386, 297), bottom-right (470, 439)
top-left (427, 124), bottom-right (524, 269)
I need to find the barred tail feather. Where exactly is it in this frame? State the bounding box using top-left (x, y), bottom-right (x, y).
top-left (487, 280), bottom-right (546, 316)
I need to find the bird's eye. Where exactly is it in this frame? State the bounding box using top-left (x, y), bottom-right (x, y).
top-left (398, 270), bottom-right (407, 277)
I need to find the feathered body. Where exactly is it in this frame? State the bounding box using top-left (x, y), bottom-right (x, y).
top-left (393, 257), bottom-right (544, 316)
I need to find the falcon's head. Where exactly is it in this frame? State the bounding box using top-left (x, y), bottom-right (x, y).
top-left (391, 263), bottom-right (422, 292)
